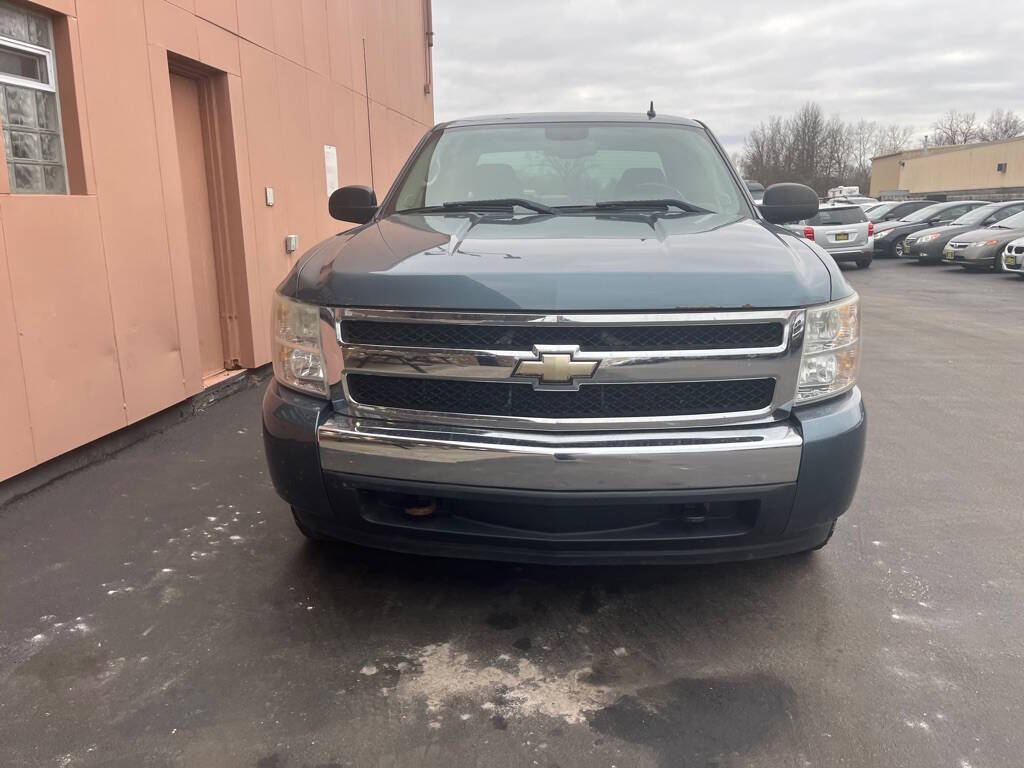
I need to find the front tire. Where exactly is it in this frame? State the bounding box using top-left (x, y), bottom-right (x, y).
top-left (892, 237), bottom-right (906, 258)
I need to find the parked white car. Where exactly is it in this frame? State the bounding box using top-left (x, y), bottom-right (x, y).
top-left (1001, 237), bottom-right (1024, 276)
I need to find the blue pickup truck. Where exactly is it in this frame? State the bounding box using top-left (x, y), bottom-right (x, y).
top-left (262, 112), bottom-right (866, 564)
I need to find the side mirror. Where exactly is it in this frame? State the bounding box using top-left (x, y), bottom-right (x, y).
top-left (329, 185), bottom-right (377, 223)
top-left (759, 183), bottom-right (818, 224)
top-left (929, 217), bottom-right (942, 225)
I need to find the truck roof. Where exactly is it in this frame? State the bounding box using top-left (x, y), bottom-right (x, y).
top-left (438, 112), bottom-right (702, 129)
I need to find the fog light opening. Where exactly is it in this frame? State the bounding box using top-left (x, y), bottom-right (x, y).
top-left (404, 497), bottom-right (438, 518)
top-left (682, 502), bottom-right (711, 524)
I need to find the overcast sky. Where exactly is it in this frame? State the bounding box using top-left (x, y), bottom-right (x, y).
top-left (431, 0), bottom-right (1024, 154)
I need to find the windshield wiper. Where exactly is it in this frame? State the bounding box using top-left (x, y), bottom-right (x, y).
top-left (399, 198), bottom-right (557, 215)
top-left (584, 198), bottom-right (711, 214)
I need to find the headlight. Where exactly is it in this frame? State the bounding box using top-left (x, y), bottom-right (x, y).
top-left (874, 230), bottom-right (891, 238)
top-left (796, 294), bottom-right (860, 404)
top-left (918, 233), bottom-right (941, 243)
top-left (972, 239), bottom-right (999, 247)
top-left (272, 293), bottom-right (329, 397)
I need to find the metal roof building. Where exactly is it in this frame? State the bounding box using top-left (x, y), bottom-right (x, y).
top-left (871, 136), bottom-right (1024, 201)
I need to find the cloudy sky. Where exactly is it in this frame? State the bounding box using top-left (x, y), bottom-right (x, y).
top-left (431, 0), bottom-right (1024, 154)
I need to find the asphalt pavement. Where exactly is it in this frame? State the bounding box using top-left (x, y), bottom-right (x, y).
top-left (2, 259), bottom-right (1023, 768)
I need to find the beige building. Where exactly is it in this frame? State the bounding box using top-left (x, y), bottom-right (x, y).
top-left (0, 0), bottom-right (434, 483)
top-left (871, 136), bottom-right (1024, 200)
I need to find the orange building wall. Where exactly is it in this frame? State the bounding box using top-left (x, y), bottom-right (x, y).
top-left (0, 0), bottom-right (434, 481)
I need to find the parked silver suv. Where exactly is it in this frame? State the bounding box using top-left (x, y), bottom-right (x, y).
top-left (789, 203), bottom-right (873, 268)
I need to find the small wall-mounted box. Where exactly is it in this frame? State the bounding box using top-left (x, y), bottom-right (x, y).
top-left (997, 162), bottom-right (1008, 173)
top-left (265, 187), bottom-right (275, 206)
top-left (285, 234), bottom-right (299, 253)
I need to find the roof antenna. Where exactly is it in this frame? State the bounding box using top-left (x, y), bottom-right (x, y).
top-left (646, 100), bottom-right (656, 119)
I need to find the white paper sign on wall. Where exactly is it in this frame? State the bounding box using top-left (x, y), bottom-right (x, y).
top-left (324, 145), bottom-right (339, 197)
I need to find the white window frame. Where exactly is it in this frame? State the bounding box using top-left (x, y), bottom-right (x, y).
top-left (0, 9), bottom-right (70, 195)
top-left (0, 34), bottom-right (56, 92)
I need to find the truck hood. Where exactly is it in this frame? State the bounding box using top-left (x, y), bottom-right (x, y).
top-left (283, 212), bottom-right (842, 311)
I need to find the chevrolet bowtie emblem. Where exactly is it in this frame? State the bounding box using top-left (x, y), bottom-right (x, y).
top-left (513, 351), bottom-right (599, 385)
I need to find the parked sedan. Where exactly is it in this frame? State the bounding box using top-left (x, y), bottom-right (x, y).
top-left (867, 199), bottom-right (937, 223)
top-left (943, 210), bottom-right (1024, 271)
top-left (999, 237), bottom-right (1024, 276)
top-left (905, 201), bottom-right (1024, 262)
top-left (874, 201), bottom-right (986, 258)
top-left (787, 203), bottom-right (873, 268)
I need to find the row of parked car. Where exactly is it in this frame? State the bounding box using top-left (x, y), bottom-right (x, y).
top-left (788, 197), bottom-right (1024, 275)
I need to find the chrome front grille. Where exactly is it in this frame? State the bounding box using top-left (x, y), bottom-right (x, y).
top-left (331, 308), bottom-right (805, 431)
top-left (340, 319), bottom-right (784, 351)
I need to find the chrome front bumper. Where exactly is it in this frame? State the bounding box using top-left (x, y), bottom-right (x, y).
top-left (317, 417), bottom-right (803, 492)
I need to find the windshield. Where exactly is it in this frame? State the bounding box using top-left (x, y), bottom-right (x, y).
top-left (901, 203), bottom-right (947, 223)
top-left (995, 210), bottom-right (1024, 228)
top-left (803, 207), bottom-right (866, 226)
top-left (390, 122), bottom-right (747, 215)
top-left (867, 203), bottom-right (898, 221)
top-left (953, 203), bottom-right (1000, 226)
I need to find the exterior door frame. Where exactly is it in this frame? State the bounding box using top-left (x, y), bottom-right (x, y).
top-left (167, 53), bottom-right (254, 374)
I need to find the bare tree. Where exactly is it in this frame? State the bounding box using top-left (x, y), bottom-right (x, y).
top-left (819, 114), bottom-right (853, 187)
top-left (787, 102), bottom-right (825, 185)
top-left (931, 110), bottom-right (979, 145)
top-left (979, 109), bottom-right (1024, 141)
top-left (739, 104), bottom-right (918, 195)
top-left (849, 120), bottom-right (879, 169)
top-left (741, 115), bottom-right (789, 186)
top-left (875, 123), bottom-right (914, 155)
top-left (742, 105), bottom-right (885, 194)
top-left (846, 120), bottom-right (879, 192)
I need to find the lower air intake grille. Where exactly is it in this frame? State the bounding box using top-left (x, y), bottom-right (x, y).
top-left (346, 375), bottom-right (776, 419)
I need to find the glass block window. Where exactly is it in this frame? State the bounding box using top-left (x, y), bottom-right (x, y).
top-left (0, 2), bottom-right (67, 194)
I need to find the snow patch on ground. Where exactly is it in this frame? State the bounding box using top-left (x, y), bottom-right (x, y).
top-left (397, 642), bottom-right (615, 725)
